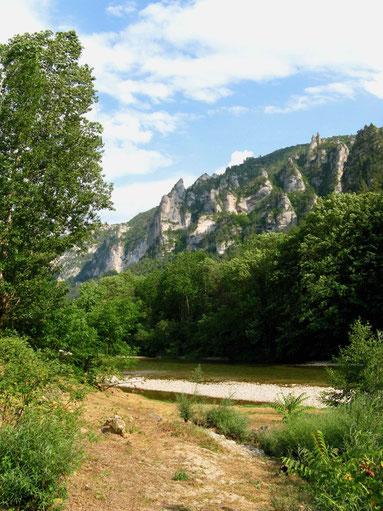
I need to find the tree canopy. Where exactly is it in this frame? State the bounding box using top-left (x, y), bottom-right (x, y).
top-left (0, 31), bottom-right (112, 328)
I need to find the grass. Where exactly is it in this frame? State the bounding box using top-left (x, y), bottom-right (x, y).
top-left (0, 409), bottom-right (82, 510)
top-left (193, 401), bottom-right (250, 442)
top-left (256, 408), bottom-right (347, 457)
top-left (161, 420), bottom-right (222, 453)
top-left (172, 468), bottom-right (191, 481)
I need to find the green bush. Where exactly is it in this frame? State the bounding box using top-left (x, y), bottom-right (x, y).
top-left (284, 430), bottom-right (383, 511)
top-left (204, 403), bottom-right (249, 442)
top-left (257, 407), bottom-right (351, 458)
top-left (325, 320), bottom-right (383, 404)
top-left (0, 409), bottom-right (82, 510)
top-left (190, 364), bottom-right (204, 383)
top-left (0, 336), bottom-right (51, 423)
top-left (0, 336), bottom-right (84, 510)
top-left (176, 394), bottom-right (195, 423)
top-left (269, 392), bottom-right (308, 422)
top-left (258, 393), bottom-right (383, 457)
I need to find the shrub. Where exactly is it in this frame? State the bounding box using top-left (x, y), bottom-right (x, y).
top-left (257, 407), bottom-right (351, 458)
top-left (204, 403), bottom-right (249, 442)
top-left (190, 364), bottom-right (204, 383)
top-left (0, 336), bottom-right (52, 423)
top-left (0, 409), bottom-right (82, 510)
top-left (269, 392), bottom-right (308, 422)
top-left (176, 393), bottom-right (195, 422)
top-left (284, 430), bottom-right (383, 511)
top-left (325, 319), bottom-right (383, 404)
top-left (0, 335), bottom-right (84, 510)
top-left (258, 393), bottom-right (383, 458)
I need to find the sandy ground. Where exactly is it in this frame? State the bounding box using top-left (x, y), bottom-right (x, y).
top-left (119, 377), bottom-right (331, 408)
top-left (67, 389), bottom-right (309, 511)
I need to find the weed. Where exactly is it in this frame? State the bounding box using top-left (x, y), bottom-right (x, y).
top-left (203, 402), bottom-right (250, 442)
top-left (190, 364), bottom-right (205, 383)
top-left (172, 468), bottom-right (191, 481)
top-left (87, 431), bottom-right (101, 443)
top-left (269, 393), bottom-right (308, 422)
top-left (176, 393), bottom-right (195, 422)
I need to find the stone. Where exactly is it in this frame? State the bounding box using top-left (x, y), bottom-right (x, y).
top-left (279, 158), bottom-right (306, 192)
top-left (104, 414), bottom-right (128, 437)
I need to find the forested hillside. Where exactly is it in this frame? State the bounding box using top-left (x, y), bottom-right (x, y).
top-left (61, 130), bottom-right (367, 282)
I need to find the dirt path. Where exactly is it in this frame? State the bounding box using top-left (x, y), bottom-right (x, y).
top-left (67, 389), bottom-right (305, 511)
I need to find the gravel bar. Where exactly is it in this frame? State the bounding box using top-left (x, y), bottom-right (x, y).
top-left (119, 377), bottom-right (332, 408)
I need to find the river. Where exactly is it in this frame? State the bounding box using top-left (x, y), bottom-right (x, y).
top-left (125, 358), bottom-right (329, 386)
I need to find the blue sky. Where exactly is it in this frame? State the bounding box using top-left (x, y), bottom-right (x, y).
top-left (1, 0), bottom-right (383, 222)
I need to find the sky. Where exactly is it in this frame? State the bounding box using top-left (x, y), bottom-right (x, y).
top-left (1, 0), bottom-right (383, 223)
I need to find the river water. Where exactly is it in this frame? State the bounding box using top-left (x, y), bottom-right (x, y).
top-left (125, 358), bottom-right (329, 386)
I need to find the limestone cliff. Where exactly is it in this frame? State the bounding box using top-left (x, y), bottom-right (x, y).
top-left (61, 132), bottom-right (360, 282)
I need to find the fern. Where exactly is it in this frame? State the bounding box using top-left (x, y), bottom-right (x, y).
top-left (270, 392), bottom-right (308, 421)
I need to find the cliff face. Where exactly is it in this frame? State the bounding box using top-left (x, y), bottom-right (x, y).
top-left (61, 133), bottom-right (361, 282)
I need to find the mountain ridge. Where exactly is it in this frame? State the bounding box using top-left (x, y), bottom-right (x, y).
top-left (60, 132), bottom-right (357, 282)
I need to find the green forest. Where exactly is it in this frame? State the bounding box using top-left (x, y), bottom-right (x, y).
top-left (1, 30), bottom-right (383, 510)
top-left (11, 189), bottom-right (383, 366)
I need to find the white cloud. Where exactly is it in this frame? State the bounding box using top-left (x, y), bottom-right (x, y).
top-left (364, 73), bottom-right (383, 99)
top-left (228, 150), bottom-right (254, 167)
top-left (102, 174), bottom-right (195, 223)
top-left (102, 141), bottom-right (172, 179)
top-left (265, 82), bottom-right (358, 114)
top-left (81, 0), bottom-right (383, 107)
top-left (0, 0), bottom-right (51, 43)
top-left (106, 2), bottom-right (136, 17)
top-left (87, 105), bottom-right (186, 178)
top-left (215, 150), bottom-right (254, 174)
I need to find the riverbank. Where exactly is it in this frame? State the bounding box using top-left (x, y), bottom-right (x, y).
top-left (67, 388), bottom-right (308, 510)
top-left (119, 377), bottom-right (331, 408)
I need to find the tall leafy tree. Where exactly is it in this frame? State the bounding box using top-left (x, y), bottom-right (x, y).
top-left (279, 193), bottom-right (383, 358)
top-left (0, 31), bottom-right (112, 328)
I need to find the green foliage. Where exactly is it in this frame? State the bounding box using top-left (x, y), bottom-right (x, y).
top-left (288, 189), bottom-right (316, 220)
top-left (172, 468), bottom-right (191, 481)
top-left (0, 336), bottom-right (83, 510)
top-left (0, 408), bottom-right (82, 510)
top-left (190, 364), bottom-right (204, 383)
top-left (283, 431), bottom-right (383, 511)
top-left (257, 407), bottom-right (351, 458)
top-left (0, 336), bottom-right (51, 423)
top-left (41, 274), bottom-right (143, 381)
top-left (342, 124), bottom-right (383, 193)
top-left (0, 30), bottom-right (112, 330)
top-left (0, 336), bottom-right (81, 424)
top-left (258, 392), bottom-right (383, 457)
top-left (269, 392), bottom-right (308, 422)
top-left (176, 394), bottom-right (195, 423)
top-left (203, 402), bottom-right (250, 441)
top-left (325, 320), bottom-right (383, 404)
top-left (273, 192), bottom-right (383, 359)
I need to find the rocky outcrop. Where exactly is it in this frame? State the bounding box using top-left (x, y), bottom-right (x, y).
top-left (264, 194), bottom-right (297, 232)
top-left (280, 158), bottom-right (306, 192)
top-left (187, 215), bottom-right (217, 249)
top-left (329, 142), bottom-right (349, 193)
top-left (60, 132), bottom-right (358, 282)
